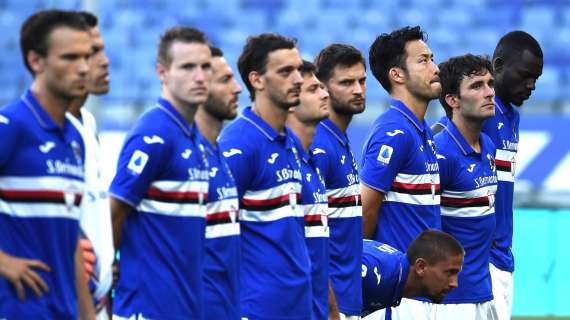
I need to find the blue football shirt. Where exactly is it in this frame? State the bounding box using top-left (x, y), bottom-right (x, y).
top-left (361, 240), bottom-right (409, 317)
top-left (435, 118), bottom-right (497, 303)
top-left (482, 97), bottom-right (519, 272)
top-left (200, 135), bottom-right (241, 319)
top-left (110, 98), bottom-right (209, 319)
top-left (311, 118), bottom-right (363, 315)
top-left (0, 90), bottom-right (84, 319)
top-left (218, 107), bottom-right (311, 319)
top-left (360, 99), bottom-right (441, 252)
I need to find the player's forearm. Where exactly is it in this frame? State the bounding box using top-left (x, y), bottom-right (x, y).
top-left (361, 184), bottom-right (383, 239)
top-left (110, 197), bottom-right (132, 250)
top-left (75, 241), bottom-right (95, 320)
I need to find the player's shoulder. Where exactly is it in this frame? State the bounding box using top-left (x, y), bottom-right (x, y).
top-left (0, 99), bottom-right (33, 135)
top-left (480, 132), bottom-right (497, 153)
top-left (219, 116), bottom-right (260, 150)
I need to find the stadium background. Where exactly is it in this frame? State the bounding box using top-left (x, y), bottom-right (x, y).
top-left (1, 0), bottom-right (569, 318)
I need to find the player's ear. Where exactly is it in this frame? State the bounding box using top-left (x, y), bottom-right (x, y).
top-left (156, 62), bottom-right (167, 84)
top-left (389, 67), bottom-right (406, 86)
top-left (444, 94), bottom-right (459, 109)
top-left (27, 50), bottom-right (44, 75)
top-left (249, 71), bottom-right (263, 92)
top-left (493, 57), bottom-right (504, 74)
top-left (415, 258), bottom-right (427, 277)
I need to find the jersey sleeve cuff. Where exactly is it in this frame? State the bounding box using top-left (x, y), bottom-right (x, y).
top-left (360, 178), bottom-right (388, 194)
top-left (109, 190), bottom-right (138, 209)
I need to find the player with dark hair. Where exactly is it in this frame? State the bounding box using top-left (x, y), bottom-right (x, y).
top-left (218, 33), bottom-right (312, 319)
top-left (286, 60), bottom-right (331, 319)
top-left (362, 230), bottom-right (464, 318)
top-left (362, 26), bottom-right (441, 319)
top-left (312, 43), bottom-right (366, 319)
top-left (65, 11), bottom-right (114, 319)
top-left (433, 54), bottom-right (499, 319)
top-left (195, 45), bottom-right (242, 319)
top-left (109, 26), bottom-right (211, 319)
top-left (0, 9), bottom-right (95, 318)
top-left (483, 31), bottom-right (543, 320)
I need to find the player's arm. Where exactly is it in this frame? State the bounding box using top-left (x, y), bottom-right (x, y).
top-left (359, 125), bottom-right (409, 239)
top-left (110, 197), bottom-right (133, 250)
top-left (328, 281), bottom-right (340, 320)
top-left (361, 185), bottom-right (384, 239)
top-left (75, 239), bottom-right (96, 319)
top-left (0, 250), bottom-right (50, 300)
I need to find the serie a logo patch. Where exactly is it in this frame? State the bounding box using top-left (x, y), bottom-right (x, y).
top-left (377, 145), bottom-right (394, 165)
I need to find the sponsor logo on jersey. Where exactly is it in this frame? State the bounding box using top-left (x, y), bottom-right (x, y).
top-left (223, 148), bottom-right (242, 157)
top-left (467, 163), bottom-right (476, 173)
top-left (143, 135), bottom-right (165, 144)
top-left (39, 141), bottom-right (56, 154)
top-left (386, 129), bottom-right (404, 137)
top-left (267, 153), bottom-right (279, 164)
top-left (181, 149), bottom-right (192, 159)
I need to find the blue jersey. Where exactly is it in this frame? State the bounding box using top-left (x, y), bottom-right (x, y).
top-left (361, 240), bottom-right (409, 317)
top-left (293, 135), bottom-right (329, 320)
top-left (218, 107), bottom-right (311, 319)
top-left (311, 118), bottom-right (362, 315)
top-left (0, 90), bottom-right (84, 319)
top-left (482, 97), bottom-right (519, 272)
top-left (435, 119), bottom-right (497, 303)
top-left (109, 99), bottom-right (209, 319)
top-left (360, 99), bottom-right (441, 252)
top-left (200, 135), bottom-right (241, 319)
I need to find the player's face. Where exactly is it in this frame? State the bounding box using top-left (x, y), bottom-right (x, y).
top-left (422, 254), bottom-right (463, 303)
top-left (86, 26), bottom-right (110, 95)
top-left (261, 48), bottom-right (304, 110)
top-left (159, 42), bottom-right (212, 107)
top-left (496, 50), bottom-right (543, 107)
top-left (39, 27), bottom-right (91, 100)
top-left (326, 63), bottom-right (366, 115)
top-left (203, 56), bottom-right (242, 121)
top-left (402, 40), bottom-right (441, 101)
top-left (294, 73), bottom-right (329, 123)
top-left (456, 70), bottom-right (495, 121)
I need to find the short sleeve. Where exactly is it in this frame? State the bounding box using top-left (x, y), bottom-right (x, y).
top-left (360, 123), bottom-right (411, 193)
top-left (0, 113), bottom-right (19, 168)
top-left (109, 132), bottom-right (170, 207)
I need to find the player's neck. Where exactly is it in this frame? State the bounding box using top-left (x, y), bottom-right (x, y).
top-left (328, 109), bottom-right (352, 133)
top-left (31, 80), bottom-right (72, 128)
top-left (452, 115), bottom-right (482, 153)
top-left (391, 89), bottom-right (428, 122)
top-left (68, 95), bottom-right (88, 118)
top-left (251, 94), bottom-right (288, 134)
top-left (195, 107), bottom-right (222, 146)
top-left (402, 268), bottom-right (424, 298)
top-left (286, 116), bottom-right (317, 152)
top-left (161, 91), bottom-right (198, 126)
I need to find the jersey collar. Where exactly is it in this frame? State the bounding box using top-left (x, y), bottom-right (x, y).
top-left (393, 257), bottom-right (410, 307)
top-left (21, 89), bottom-right (66, 131)
top-left (156, 98), bottom-right (196, 138)
top-left (319, 118), bottom-right (348, 146)
top-left (390, 99), bottom-right (426, 133)
top-left (241, 106), bottom-right (283, 141)
top-left (441, 119), bottom-right (478, 156)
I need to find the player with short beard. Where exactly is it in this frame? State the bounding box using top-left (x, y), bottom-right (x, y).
top-left (312, 43), bottom-right (366, 319)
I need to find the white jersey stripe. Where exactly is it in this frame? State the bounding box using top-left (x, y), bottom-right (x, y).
top-left (384, 191), bottom-right (441, 206)
top-left (393, 172), bottom-right (440, 184)
top-left (137, 199), bottom-right (206, 218)
top-left (243, 181), bottom-right (302, 200)
top-left (326, 205), bottom-right (362, 219)
top-left (442, 185), bottom-right (497, 199)
top-left (0, 200), bottom-right (81, 219)
top-left (205, 222), bottom-right (240, 238)
top-left (327, 184), bottom-right (359, 199)
top-left (441, 205), bottom-right (495, 218)
top-left (239, 204), bottom-right (304, 222)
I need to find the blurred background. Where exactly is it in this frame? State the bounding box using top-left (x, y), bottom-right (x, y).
top-left (1, 0), bottom-right (569, 318)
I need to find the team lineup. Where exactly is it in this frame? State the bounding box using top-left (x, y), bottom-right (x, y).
top-left (0, 8), bottom-right (543, 320)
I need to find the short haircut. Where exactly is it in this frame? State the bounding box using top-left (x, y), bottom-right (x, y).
top-left (20, 9), bottom-right (90, 74)
top-left (438, 54), bottom-right (493, 118)
top-left (493, 30), bottom-right (543, 64)
top-left (301, 60), bottom-right (316, 77)
top-left (237, 33), bottom-right (297, 101)
top-left (406, 230), bottom-right (464, 265)
top-left (369, 26), bottom-right (426, 93)
top-left (77, 11), bottom-right (98, 28)
top-left (210, 45), bottom-right (223, 58)
top-left (157, 26), bottom-right (209, 68)
top-left (314, 43), bottom-right (365, 83)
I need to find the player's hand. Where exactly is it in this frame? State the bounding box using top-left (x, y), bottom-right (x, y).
top-left (0, 251), bottom-right (51, 300)
top-left (79, 238), bottom-right (96, 282)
